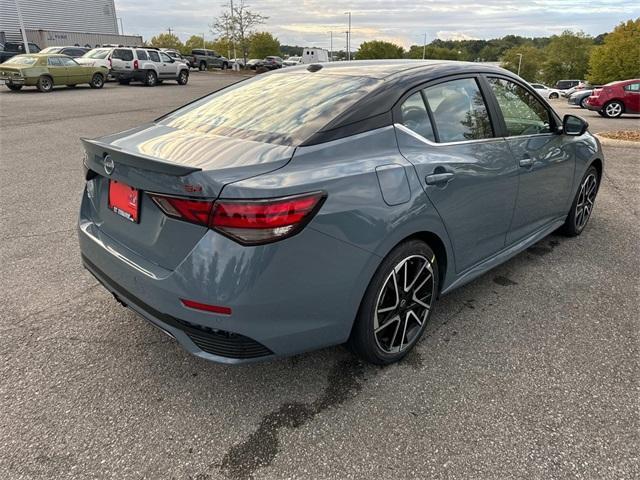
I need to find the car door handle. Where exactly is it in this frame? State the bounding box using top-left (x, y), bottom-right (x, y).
top-left (425, 172), bottom-right (455, 185)
top-left (519, 157), bottom-right (535, 168)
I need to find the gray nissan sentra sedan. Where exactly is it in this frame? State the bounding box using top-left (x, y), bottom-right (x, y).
top-left (79, 60), bottom-right (603, 365)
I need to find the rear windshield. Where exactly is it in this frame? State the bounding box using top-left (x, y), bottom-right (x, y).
top-left (4, 56), bottom-right (38, 65)
top-left (41, 47), bottom-right (62, 53)
top-left (162, 72), bottom-right (378, 145)
top-left (84, 48), bottom-right (110, 59)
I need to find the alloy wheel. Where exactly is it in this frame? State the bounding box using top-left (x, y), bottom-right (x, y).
top-left (605, 102), bottom-right (622, 117)
top-left (374, 255), bottom-right (435, 354)
top-left (575, 173), bottom-right (597, 230)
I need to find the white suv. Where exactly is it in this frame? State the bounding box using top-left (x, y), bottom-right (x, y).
top-left (110, 47), bottom-right (189, 86)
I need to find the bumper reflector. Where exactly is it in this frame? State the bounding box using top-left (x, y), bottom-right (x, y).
top-left (181, 299), bottom-right (232, 315)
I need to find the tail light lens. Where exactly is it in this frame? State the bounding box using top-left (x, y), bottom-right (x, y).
top-left (149, 192), bottom-right (325, 245)
top-left (133, 59), bottom-right (139, 70)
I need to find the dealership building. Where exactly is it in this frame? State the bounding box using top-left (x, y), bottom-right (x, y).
top-left (0, 0), bottom-right (142, 47)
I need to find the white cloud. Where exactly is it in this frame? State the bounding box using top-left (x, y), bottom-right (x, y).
top-left (436, 31), bottom-right (479, 41)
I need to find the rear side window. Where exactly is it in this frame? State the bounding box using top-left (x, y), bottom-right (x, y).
top-left (399, 92), bottom-right (435, 142)
top-left (148, 51), bottom-right (160, 62)
top-left (624, 83), bottom-right (640, 92)
top-left (47, 57), bottom-right (62, 66)
top-left (487, 77), bottom-right (552, 137)
top-left (136, 50), bottom-right (148, 60)
top-left (192, 50), bottom-right (203, 55)
top-left (112, 49), bottom-right (133, 61)
top-left (163, 73), bottom-right (379, 145)
top-left (422, 78), bottom-right (493, 143)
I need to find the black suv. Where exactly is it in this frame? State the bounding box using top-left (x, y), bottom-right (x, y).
top-left (189, 49), bottom-right (229, 71)
top-left (0, 42), bottom-right (41, 63)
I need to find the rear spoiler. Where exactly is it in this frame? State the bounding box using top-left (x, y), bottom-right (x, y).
top-left (81, 137), bottom-right (201, 176)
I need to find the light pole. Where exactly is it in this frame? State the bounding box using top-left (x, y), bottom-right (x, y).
top-left (117, 17), bottom-right (124, 35)
top-left (422, 32), bottom-right (427, 60)
top-left (14, 0), bottom-right (29, 53)
top-left (517, 53), bottom-right (523, 76)
top-left (230, 0), bottom-right (239, 70)
top-left (328, 31), bottom-right (333, 61)
top-left (344, 11), bottom-right (351, 61)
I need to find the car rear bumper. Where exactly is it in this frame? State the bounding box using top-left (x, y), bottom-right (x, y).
top-left (0, 76), bottom-right (25, 85)
top-left (112, 70), bottom-right (147, 82)
top-left (78, 189), bottom-right (377, 364)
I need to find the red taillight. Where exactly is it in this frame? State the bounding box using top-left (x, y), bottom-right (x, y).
top-left (181, 299), bottom-right (232, 315)
top-left (133, 59), bottom-right (139, 70)
top-left (149, 192), bottom-right (325, 245)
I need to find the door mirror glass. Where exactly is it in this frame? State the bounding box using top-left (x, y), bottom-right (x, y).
top-left (563, 114), bottom-right (588, 136)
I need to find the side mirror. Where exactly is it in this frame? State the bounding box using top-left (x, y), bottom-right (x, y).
top-left (563, 114), bottom-right (588, 136)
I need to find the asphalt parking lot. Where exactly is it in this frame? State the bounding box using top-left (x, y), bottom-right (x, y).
top-left (1, 72), bottom-right (638, 480)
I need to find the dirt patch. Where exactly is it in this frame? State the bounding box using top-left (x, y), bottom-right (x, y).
top-left (598, 130), bottom-right (640, 142)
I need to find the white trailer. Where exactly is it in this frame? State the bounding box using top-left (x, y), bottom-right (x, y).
top-left (301, 48), bottom-right (329, 64)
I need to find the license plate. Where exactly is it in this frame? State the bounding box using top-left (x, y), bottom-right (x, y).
top-left (108, 180), bottom-right (140, 223)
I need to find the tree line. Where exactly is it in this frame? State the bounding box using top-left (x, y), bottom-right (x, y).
top-left (357, 18), bottom-right (639, 85)
top-left (147, 17), bottom-right (638, 85)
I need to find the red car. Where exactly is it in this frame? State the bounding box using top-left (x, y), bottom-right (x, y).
top-left (585, 79), bottom-right (640, 118)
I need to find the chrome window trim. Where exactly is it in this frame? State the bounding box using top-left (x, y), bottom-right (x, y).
top-left (394, 123), bottom-right (503, 147)
top-left (395, 123), bottom-right (557, 147)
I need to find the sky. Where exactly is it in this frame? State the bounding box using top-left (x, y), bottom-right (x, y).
top-left (114, 0), bottom-right (639, 49)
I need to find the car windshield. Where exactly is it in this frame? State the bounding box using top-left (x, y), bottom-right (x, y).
top-left (41, 47), bottom-right (62, 53)
top-left (4, 56), bottom-right (38, 65)
top-left (162, 72), bottom-right (379, 145)
top-left (84, 49), bottom-right (110, 59)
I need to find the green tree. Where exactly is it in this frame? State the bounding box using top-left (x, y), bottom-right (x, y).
top-left (184, 34), bottom-right (206, 53)
top-left (248, 32), bottom-right (280, 59)
top-left (149, 32), bottom-right (183, 50)
top-left (500, 45), bottom-right (546, 81)
top-left (406, 45), bottom-right (460, 60)
top-left (356, 40), bottom-right (404, 60)
top-left (540, 31), bottom-right (593, 84)
top-left (588, 18), bottom-right (640, 84)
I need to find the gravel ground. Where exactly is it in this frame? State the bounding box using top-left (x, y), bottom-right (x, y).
top-left (1, 72), bottom-right (638, 480)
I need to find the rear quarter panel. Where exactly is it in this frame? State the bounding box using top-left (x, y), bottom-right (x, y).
top-left (222, 126), bottom-right (456, 291)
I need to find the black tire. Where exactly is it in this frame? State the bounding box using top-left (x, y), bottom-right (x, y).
top-left (580, 96), bottom-right (589, 109)
top-left (349, 240), bottom-right (438, 365)
top-left (177, 69), bottom-right (189, 85)
top-left (560, 165), bottom-right (599, 237)
top-left (199, 61), bottom-right (206, 71)
top-left (144, 70), bottom-right (157, 87)
top-left (221, 62), bottom-right (228, 70)
top-left (602, 100), bottom-right (624, 118)
top-left (36, 75), bottom-right (53, 93)
top-left (549, 92), bottom-right (559, 99)
top-left (118, 79), bottom-right (131, 85)
top-left (7, 84), bottom-right (22, 91)
top-left (89, 73), bottom-right (104, 89)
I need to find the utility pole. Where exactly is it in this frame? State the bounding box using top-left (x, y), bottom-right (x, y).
top-left (422, 32), bottom-right (427, 60)
top-left (344, 11), bottom-right (351, 60)
top-left (329, 31), bottom-right (333, 61)
top-left (118, 17), bottom-right (124, 36)
top-left (517, 53), bottom-right (523, 76)
top-left (14, 0), bottom-right (29, 53)
top-left (202, 33), bottom-right (206, 48)
top-left (167, 27), bottom-right (174, 36)
top-left (230, 0), bottom-right (239, 70)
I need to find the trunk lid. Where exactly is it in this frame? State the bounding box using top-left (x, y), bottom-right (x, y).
top-left (81, 123), bottom-right (294, 270)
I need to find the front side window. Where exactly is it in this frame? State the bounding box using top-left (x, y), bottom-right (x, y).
top-left (423, 78), bottom-right (493, 143)
top-left (624, 83), bottom-right (640, 92)
top-left (399, 92), bottom-right (435, 142)
top-left (488, 77), bottom-right (552, 137)
top-left (163, 73), bottom-right (379, 145)
top-left (59, 57), bottom-right (78, 66)
top-left (148, 51), bottom-right (160, 62)
top-left (160, 52), bottom-right (172, 62)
